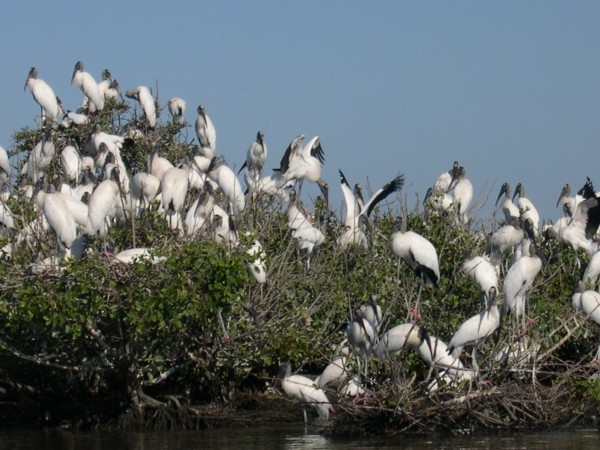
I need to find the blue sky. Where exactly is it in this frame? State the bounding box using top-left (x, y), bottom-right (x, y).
top-left (2, 1), bottom-right (599, 225)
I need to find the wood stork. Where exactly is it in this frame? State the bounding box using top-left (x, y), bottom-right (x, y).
top-left (391, 216), bottom-right (440, 321)
top-left (195, 105), bottom-right (216, 151)
top-left (168, 97), bottom-right (186, 123)
top-left (448, 166), bottom-right (473, 225)
top-left (0, 198), bottom-right (15, 234)
top-left (71, 61), bottom-right (104, 113)
top-left (60, 144), bottom-right (82, 184)
top-left (239, 131), bottom-right (268, 193)
top-left (486, 217), bottom-right (525, 267)
top-left (111, 248), bottom-right (166, 265)
top-left (245, 234), bottom-right (267, 284)
top-left (126, 86), bottom-right (156, 129)
top-left (346, 308), bottom-right (378, 377)
top-left (87, 123), bottom-right (125, 157)
top-left (416, 327), bottom-right (474, 384)
top-left (278, 362), bottom-right (333, 422)
top-left (277, 135), bottom-right (326, 194)
top-left (576, 289), bottom-right (600, 360)
top-left (86, 168), bottom-right (122, 238)
top-left (576, 177), bottom-right (600, 238)
top-left (556, 183), bottom-right (581, 217)
top-left (448, 286), bottom-right (500, 381)
top-left (97, 69), bottom-right (123, 101)
top-left (359, 295), bottom-right (383, 331)
top-left (557, 178), bottom-right (600, 257)
top-left (147, 146), bottom-right (174, 182)
top-left (287, 190), bottom-right (325, 268)
top-left (433, 161), bottom-right (459, 193)
top-left (461, 254), bottom-right (499, 302)
top-left (35, 190), bottom-right (88, 258)
top-left (338, 169), bottom-right (404, 249)
top-left (131, 171), bottom-right (161, 214)
top-left (160, 166), bottom-right (189, 228)
top-left (26, 128), bottom-right (55, 183)
top-left (513, 182), bottom-right (540, 236)
top-left (24, 67), bottom-right (61, 124)
top-left (0, 145), bottom-right (11, 179)
top-left (502, 241), bottom-right (545, 326)
top-left (207, 157), bottom-right (245, 215)
top-left (314, 355), bottom-right (349, 390)
top-left (582, 250), bottom-right (600, 289)
top-left (495, 182), bottom-right (520, 224)
top-left (423, 186), bottom-right (454, 214)
top-left (373, 322), bottom-right (422, 359)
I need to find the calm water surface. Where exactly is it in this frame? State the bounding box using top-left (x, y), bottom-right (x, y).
top-left (0, 424), bottom-right (598, 449)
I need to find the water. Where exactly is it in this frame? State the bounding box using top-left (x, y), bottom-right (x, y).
top-left (0, 424), bottom-right (597, 449)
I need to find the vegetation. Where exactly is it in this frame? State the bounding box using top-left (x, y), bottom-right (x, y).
top-left (0, 99), bottom-right (599, 434)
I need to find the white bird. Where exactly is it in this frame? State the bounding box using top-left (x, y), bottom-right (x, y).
top-left (374, 322), bottom-right (422, 359)
top-left (277, 135), bottom-right (326, 193)
top-left (131, 172), bottom-right (160, 213)
top-left (207, 157), bottom-right (245, 215)
top-left (97, 69), bottom-right (122, 101)
top-left (278, 362), bottom-right (332, 423)
top-left (461, 254), bottom-right (499, 301)
top-left (448, 287), bottom-right (500, 380)
top-left (62, 110), bottom-right (90, 128)
top-left (26, 129), bottom-right (55, 183)
top-left (391, 217), bottom-right (440, 320)
top-left (0, 198), bottom-right (15, 233)
top-left (495, 182), bottom-right (520, 224)
top-left (126, 86), bottom-right (156, 128)
top-left (346, 309), bottom-right (378, 377)
top-left (582, 250), bottom-right (600, 289)
top-left (71, 61), bottom-right (104, 113)
top-left (359, 296), bottom-right (383, 332)
top-left (338, 170), bottom-right (404, 249)
top-left (60, 144), bottom-right (82, 183)
top-left (502, 241), bottom-right (545, 324)
top-left (513, 182), bottom-right (540, 236)
top-left (168, 97), bottom-right (186, 123)
top-left (24, 67), bottom-right (61, 124)
top-left (111, 248), bottom-right (166, 265)
top-left (35, 191), bottom-right (88, 258)
top-left (287, 190), bottom-right (324, 268)
top-left (557, 178), bottom-right (600, 256)
top-left (556, 183), bottom-right (581, 218)
top-left (423, 186), bottom-right (454, 214)
top-left (433, 161), bottom-right (459, 193)
top-left (160, 166), bottom-right (189, 228)
top-left (416, 328), bottom-right (473, 384)
top-left (246, 235), bottom-right (267, 284)
top-left (577, 289), bottom-right (600, 360)
top-left (0, 145), bottom-right (11, 179)
top-left (486, 218), bottom-right (525, 267)
top-left (449, 166), bottom-right (473, 225)
top-left (314, 355), bottom-right (349, 390)
top-left (147, 146), bottom-right (174, 182)
top-left (239, 130), bottom-right (268, 193)
top-left (86, 169), bottom-right (122, 238)
top-left (195, 105), bottom-right (216, 151)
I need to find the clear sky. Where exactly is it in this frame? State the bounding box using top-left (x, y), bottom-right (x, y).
top-left (2, 1), bottom-right (599, 226)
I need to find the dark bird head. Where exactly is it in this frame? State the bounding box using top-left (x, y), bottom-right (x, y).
top-left (557, 183), bottom-right (570, 207)
top-left (512, 182), bottom-right (524, 201)
top-left (101, 69), bottom-right (112, 81)
top-left (71, 61), bottom-right (83, 84)
top-left (25, 67), bottom-right (37, 91)
top-left (495, 182), bottom-right (510, 206)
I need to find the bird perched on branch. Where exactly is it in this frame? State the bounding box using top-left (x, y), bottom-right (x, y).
top-left (338, 169), bottom-right (404, 249)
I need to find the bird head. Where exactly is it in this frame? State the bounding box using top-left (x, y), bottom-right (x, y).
top-left (495, 182), bottom-right (510, 206)
top-left (24, 67), bottom-right (37, 91)
top-left (71, 61), bottom-right (83, 84)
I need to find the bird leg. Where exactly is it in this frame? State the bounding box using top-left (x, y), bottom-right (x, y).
top-left (217, 308), bottom-right (231, 344)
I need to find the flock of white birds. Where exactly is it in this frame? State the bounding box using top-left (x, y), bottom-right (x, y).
top-left (1, 63), bottom-right (600, 422)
